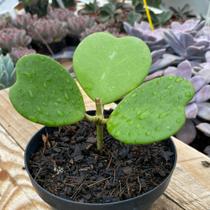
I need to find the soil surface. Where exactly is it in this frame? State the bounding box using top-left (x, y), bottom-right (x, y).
top-left (29, 120), bottom-right (175, 203)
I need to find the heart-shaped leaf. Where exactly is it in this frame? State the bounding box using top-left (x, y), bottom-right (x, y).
top-left (73, 32), bottom-right (151, 104)
top-left (107, 76), bottom-right (194, 144)
top-left (9, 54), bottom-right (85, 126)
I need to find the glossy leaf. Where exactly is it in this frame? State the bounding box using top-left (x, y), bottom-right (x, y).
top-left (195, 85), bottom-right (210, 102)
top-left (107, 76), bottom-right (194, 144)
top-left (73, 32), bottom-right (151, 104)
top-left (9, 54), bottom-right (85, 126)
top-left (185, 103), bottom-right (198, 119)
top-left (196, 123), bottom-right (210, 137)
top-left (197, 103), bottom-right (210, 120)
top-left (190, 76), bottom-right (206, 92)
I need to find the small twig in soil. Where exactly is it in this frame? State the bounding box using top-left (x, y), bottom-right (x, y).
top-left (42, 133), bottom-right (50, 153)
top-left (137, 176), bottom-right (142, 193)
top-left (87, 177), bottom-right (110, 188)
top-left (34, 167), bottom-right (43, 181)
top-left (126, 177), bottom-right (131, 196)
top-left (106, 155), bottom-right (113, 169)
top-left (71, 183), bottom-right (84, 200)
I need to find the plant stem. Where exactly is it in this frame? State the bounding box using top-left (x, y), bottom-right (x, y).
top-left (95, 98), bottom-right (104, 150)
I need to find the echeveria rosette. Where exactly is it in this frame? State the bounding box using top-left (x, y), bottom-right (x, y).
top-left (107, 76), bottom-right (194, 144)
top-left (9, 54), bottom-right (85, 126)
top-left (73, 32), bottom-right (152, 105)
top-left (170, 19), bottom-right (205, 35)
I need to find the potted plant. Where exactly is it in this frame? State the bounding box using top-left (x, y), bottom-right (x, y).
top-left (8, 32), bottom-right (194, 210)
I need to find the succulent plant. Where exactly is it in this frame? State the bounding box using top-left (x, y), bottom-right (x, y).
top-left (12, 13), bottom-right (38, 31)
top-left (164, 30), bottom-right (210, 63)
top-left (28, 19), bottom-right (68, 44)
top-left (124, 21), bottom-right (166, 51)
top-left (81, 22), bottom-right (121, 40)
top-left (0, 27), bottom-right (32, 51)
top-left (47, 7), bottom-right (75, 22)
top-left (66, 15), bottom-right (96, 38)
top-left (170, 19), bottom-right (205, 35)
top-left (22, 0), bottom-right (49, 17)
top-left (0, 50), bottom-right (15, 90)
top-left (10, 47), bottom-right (36, 63)
top-left (9, 33), bottom-right (194, 151)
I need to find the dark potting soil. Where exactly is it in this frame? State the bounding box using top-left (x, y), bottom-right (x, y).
top-left (29, 120), bottom-right (175, 204)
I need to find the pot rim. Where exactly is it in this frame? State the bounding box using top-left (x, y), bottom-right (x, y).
top-left (24, 126), bottom-right (177, 207)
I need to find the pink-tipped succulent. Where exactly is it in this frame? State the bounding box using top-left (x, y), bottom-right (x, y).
top-left (0, 27), bottom-right (32, 51)
top-left (81, 23), bottom-right (120, 40)
top-left (66, 15), bottom-right (96, 37)
top-left (13, 14), bottom-right (38, 31)
top-left (10, 47), bottom-right (36, 63)
top-left (28, 19), bottom-right (68, 44)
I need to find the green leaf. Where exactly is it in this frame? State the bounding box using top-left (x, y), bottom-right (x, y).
top-left (9, 54), bottom-right (85, 126)
top-left (107, 76), bottom-right (195, 144)
top-left (73, 32), bottom-right (151, 104)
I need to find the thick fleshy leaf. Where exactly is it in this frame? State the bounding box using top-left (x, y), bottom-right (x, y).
top-left (145, 70), bottom-right (164, 81)
top-left (190, 76), bottom-right (206, 92)
top-left (107, 76), bottom-right (194, 144)
top-left (196, 123), bottom-right (210, 137)
top-left (9, 54), bottom-right (85, 126)
top-left (164, 31), bottom-right (185, 56)
top-left (73, 32), bottom-right (151, 104)
top-left (152, 49), bottom-right (165, 63)
top-left (164, 60), bottom-right (192, 80)
top-left (197, 103), bottom-right (210, 120)
top-left (204, 145), bottom-right (210, 157)
top-left (176, 120), bottom-right (196, 144)
top-left (150, 53), bottom-right (182, 72)
top-left (195, 85), bottom-right (210, 102)
top-left (197, 68), bottom-right (210, 83)
top-left (185, 103), bottom-right (198, 119)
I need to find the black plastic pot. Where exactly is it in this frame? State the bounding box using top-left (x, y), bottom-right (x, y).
top-left (24, 113), bottom-right (177, 210)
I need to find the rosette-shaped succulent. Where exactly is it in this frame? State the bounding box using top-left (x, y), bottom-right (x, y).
top-left (0, 28), bottom-right (32, 51)
top-left (28, 19), bottom-right (68, 43)
top-left (66, 15), bottom-right (95, 37)
top-left (10, 47), bottom-right (36, 63)
top-left (164, 30), bottom-right (210, 62)
top-left (170, 19), bottom-right (205, 35)
top-left (0, 50), bottom-right (15, 90)
top-left (123, 21), bottom-right (166, 51)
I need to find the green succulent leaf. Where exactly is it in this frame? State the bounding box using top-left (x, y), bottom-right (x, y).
top-left (73, 32), bottom-right (151, 104)
top-left (107, 76), bottom-right (195, 144)
top-left (9, 54), bottom-right (85, 126)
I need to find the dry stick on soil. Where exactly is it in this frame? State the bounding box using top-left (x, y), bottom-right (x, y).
top-left (87, 177), bottom-right (111, 188)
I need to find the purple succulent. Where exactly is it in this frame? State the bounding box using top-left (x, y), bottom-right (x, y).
top-left (164, 31), bottom-right (209, 62)
top-left (170, 19), bottom-right (205, 35)
top-left (123, 21), bottom-right (166, 51)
